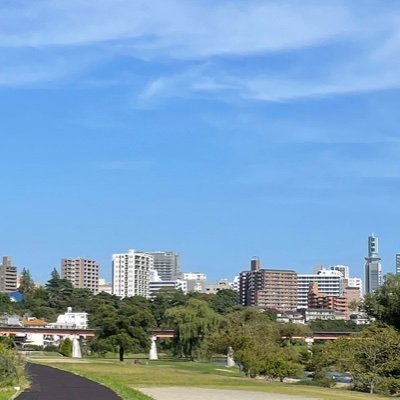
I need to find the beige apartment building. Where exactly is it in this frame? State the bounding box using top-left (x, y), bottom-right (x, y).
top-left (239, 258), bottom-right (298, 311)
top-left (61, 258), bottom-right (99, 294)
top-left (0, 256), bottom-right (18, 292)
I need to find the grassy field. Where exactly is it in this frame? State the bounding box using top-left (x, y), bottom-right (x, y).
top-left (0, 389), bottom-right (17, 400)
top-left (33, 356), bottom-right (391, 400)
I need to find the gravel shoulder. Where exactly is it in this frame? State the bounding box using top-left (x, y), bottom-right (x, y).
top-left (140, 387), bottom-right (321, 400)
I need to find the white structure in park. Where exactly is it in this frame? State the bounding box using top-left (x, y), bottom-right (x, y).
top-left (15, 308), bottom-right (89, 348)
top-left (48, 307), bottom-right (88, 329)
top-left (112, 250), bottom-right (153, 298)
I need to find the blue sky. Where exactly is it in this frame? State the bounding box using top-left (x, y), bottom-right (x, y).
top-left (1, 0), bottom-right (400, 284)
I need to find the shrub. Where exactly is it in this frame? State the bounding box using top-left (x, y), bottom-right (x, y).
top-left (0, 344), bottom-right (25, 388)
top-left (59, 338), bottom-right (72, 357)
top-left (43, 345), bottom-right (59, 352)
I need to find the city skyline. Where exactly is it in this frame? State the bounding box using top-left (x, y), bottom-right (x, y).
top-left (2, 2), bottom-right (400, 284)
top-left (2, 233), bottom-right (400, 285)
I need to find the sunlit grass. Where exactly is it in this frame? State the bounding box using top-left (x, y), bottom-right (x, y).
top-left (34, 357), bottom-right (391, 400)
top-left (0, 388), bottom-right (17, 400)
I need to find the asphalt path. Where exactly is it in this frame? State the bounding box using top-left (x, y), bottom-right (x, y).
top-left (17, 363), bottom-right (122, 400)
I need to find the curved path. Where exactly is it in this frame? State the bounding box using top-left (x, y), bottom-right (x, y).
top-left (17, 363), bottom-right (122, 400)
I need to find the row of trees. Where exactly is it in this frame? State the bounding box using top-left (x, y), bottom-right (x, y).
top-left (3, 269), bottom-right (400, 394)
top-left (320, 273), bottom-right (400, 395)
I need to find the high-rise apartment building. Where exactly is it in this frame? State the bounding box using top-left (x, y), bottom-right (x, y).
top-left (61, 258), bottom-right (99, 294)
top-left (145, 251), bottom-right (180, 281)
top-left (297, 269), bottom-right (343, 309)
top-left (364, 233), bottom-right (382, 294)
top-left (239, 258), bottom-right (298, 311)
top-left (396, 254), bottom-right (400, 274)
top-left (112, 250), bottom-right (153, 298)
top-left (0, 256), bottom-right (18, 293)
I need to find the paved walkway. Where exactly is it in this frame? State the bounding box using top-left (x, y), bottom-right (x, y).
top-left (140, 387), bottom-right (320, 400)
top-left (17, 363), bottom-right (122, 400)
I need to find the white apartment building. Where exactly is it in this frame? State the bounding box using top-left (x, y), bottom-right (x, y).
top-left (112, 250), bottom-right (153, 298)
top-left (48, 307), bottom-right (88, 329)
top-left (149, 280), bottom-right (187, 297)
top-left (314, 264), bottom-right (350, 279)
top-left (181, 272), bottom-right (207, 292)
top-left (297, 269), bottom-right (343, 309)
top-left (347, 277), bottom-right (363, 296)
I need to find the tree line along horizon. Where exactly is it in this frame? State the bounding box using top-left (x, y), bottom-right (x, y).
top-left (1, 268), bottom-right (400, 395)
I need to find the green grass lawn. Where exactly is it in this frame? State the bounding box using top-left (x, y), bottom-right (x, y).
top-left (35, 357), bottom-right (390, 400)
top-left (0, 388), bottom-right (17, 400)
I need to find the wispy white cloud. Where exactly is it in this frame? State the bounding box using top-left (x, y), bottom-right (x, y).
top-left (96, 160), bottom-right (153, 171)
top-left (0, 1), bottom-right (354, 54)
top-left (1, 0), bottom-right (400, 102)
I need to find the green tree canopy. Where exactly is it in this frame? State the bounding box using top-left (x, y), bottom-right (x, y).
top-left (45, 269), bottom-right (74, 311)
top-left (209, 307), bottom-right (305, 379)
top-left (0, 293), bottom-right (12, 314)
top-left (90, 297), bottom-right (156, 361)
top-left (210, 289), bottom-right (240, 314)
top-left (18, 268), bottom-right (35, 295)
top-left (150, 288), bottom-right (186, 327)
top-left (363, 273), bottom-right (400, 329)
top-left (325, 324), bottom-right (400, 394)
top-left (166, 298), bottom-right (220, 359)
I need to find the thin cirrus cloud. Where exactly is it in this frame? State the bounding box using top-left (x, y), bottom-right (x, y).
top-left (96, 160), bottom-right (153, 171)
top-left (0, 0), bottom-right (400, 102)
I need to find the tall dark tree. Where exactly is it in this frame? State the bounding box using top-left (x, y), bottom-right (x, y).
top-left (45, 268), bottom-right (74, 311)
top-left (0, 293), bottom-right (12, 313)
top-left (91, 297), bottom-right (156, 361)
top-left (19, 268), bottom-right (35, 295)
top-left (151, 288), bottom-right (186, 327)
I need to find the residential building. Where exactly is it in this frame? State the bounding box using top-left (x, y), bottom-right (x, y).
top-left (301, 308), bottom-right (343, 322)
top-left (314, 264), bottom-right (350, 279)
top-left (61, 258), bottom-right (99, 294)
top-left (204, 279), bottom-right (233, 294)
top-left (231, 276), bottom-right (240, 292)
top-left (307, 282), bottom-right (348, 314)
top-left (48, 307), bottom-right (88, 329)
top-left (149, 279), bottom-right (187, 297)
top-left (346, 277), bottom-right (363, 296)
top-left (297, 269), bottom-right (343, 309)
top-left (349, 313), bottom-right (371, 325)
top-left (145, 251), bottom-right (180, 281)
top-left (98, 278), bottom-right (112, 294)
top-left (239, 258), bottom-right (298, 311)
top-left (276, 310), bottom-right (305, 324)
top-left (180, 272), bottom-right (207, 292)
top-left (364, 233), bottom-right (382, 293)
top-left (396, 253), bottom-right (400, 274)
top-left (112, 249), bottom-right (153, 298)
top-left (0, 256), bottom-right (18, 293)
